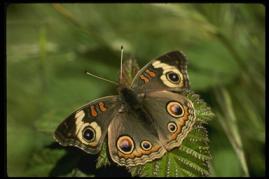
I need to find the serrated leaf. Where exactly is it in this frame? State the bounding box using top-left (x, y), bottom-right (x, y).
top-left (185, 91), bottom-right (215, 121)
top-left (96, 138), bottom-right (111, 169)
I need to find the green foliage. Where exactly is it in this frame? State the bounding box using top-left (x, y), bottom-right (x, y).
top-left (96, 139), bottom-right (111, 169)
top-left (7, 3), bottom-right (264, 177)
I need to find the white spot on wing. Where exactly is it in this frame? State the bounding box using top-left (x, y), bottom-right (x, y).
top-left (74, 110), bottom-right (102, 146)
top-left (75, 110), bottom-right (85, 135)
top-left (152, 60), bottom-right (184, 87)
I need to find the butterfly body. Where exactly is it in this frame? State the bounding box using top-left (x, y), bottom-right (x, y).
top-left (54, 51), bottom-right (196, 167)
top-left (118, 87), bottom-right (143, 111)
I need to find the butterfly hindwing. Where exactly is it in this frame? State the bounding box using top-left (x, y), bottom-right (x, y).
top-left (54, 96), bottom-right (120, 154)
top-left (107, 110), bottom-right (167, 167)
top-left (143, 90), bottom-right (196, 151)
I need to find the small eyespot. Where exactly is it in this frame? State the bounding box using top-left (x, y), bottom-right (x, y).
top-left (141, 140), bottom-right (152, 151)
top-left (166, 71), bottom-right (180, 83)
top-left (117, 136), bottom-right (134, 154)
top-left (82, 127), bottom-right (95, 142)
top-left (168, 122), bottom-right (178, 133)
top-left (166, 101), bottom-right (184, 118)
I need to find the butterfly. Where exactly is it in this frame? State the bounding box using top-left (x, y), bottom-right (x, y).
top-left (54, 50), bottom-right (196, 167)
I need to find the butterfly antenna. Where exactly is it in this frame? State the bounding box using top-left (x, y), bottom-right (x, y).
top-left (120, 45), bottom-right (124, 82)
top-left (85, 71), bottom-right (118, 85)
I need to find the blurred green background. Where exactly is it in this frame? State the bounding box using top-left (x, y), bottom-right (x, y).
top-left (7, 3), bottom-right (265, 177)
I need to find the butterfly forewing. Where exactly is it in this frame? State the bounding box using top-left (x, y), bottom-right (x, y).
top-left (54, 96), bottom-right (120, 154)
top-left (131, 51), bottom-right (190, 93)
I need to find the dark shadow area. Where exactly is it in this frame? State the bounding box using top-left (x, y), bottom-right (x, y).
top-left (46, 142), bottom-right (131, 177)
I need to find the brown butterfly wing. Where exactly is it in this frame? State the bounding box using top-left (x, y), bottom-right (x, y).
top-left (107, 110), bottom-right (167, 167)
top-left (142, 90), bottom-right (196, 151)
top-left (54, 96), bottom-right (120, 154)
top-left (131, 51), bottom-right (190, 93)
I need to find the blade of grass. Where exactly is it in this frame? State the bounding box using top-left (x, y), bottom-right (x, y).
top-left (214, 87), bottom-right (249, 176)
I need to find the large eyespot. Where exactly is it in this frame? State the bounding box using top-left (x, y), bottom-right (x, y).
top-left (117, 136), bottom-right (134, 154)
top-left (141, 140), bottom-right (152, 151)
top-left (76, 121), bottom-right (101, 146)
top-left (166, 71), bottom-right (180, 83)
top-left (166, 101), bottom-right (184, 118)
top-left (82, 127), bottom-right (95, 142)
top-left (168, 122), bottom-right (178, 133)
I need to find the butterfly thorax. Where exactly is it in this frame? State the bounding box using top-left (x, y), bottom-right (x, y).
top-left (118, 86), bottom-right (143, 111)
top-left (118, 55), bottom-right (143, 111)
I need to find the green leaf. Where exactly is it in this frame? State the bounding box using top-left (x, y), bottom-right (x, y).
top-left (96, 138), bottom-right (111, 169)
top-left (185, 90), bottom-right (215, 123)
